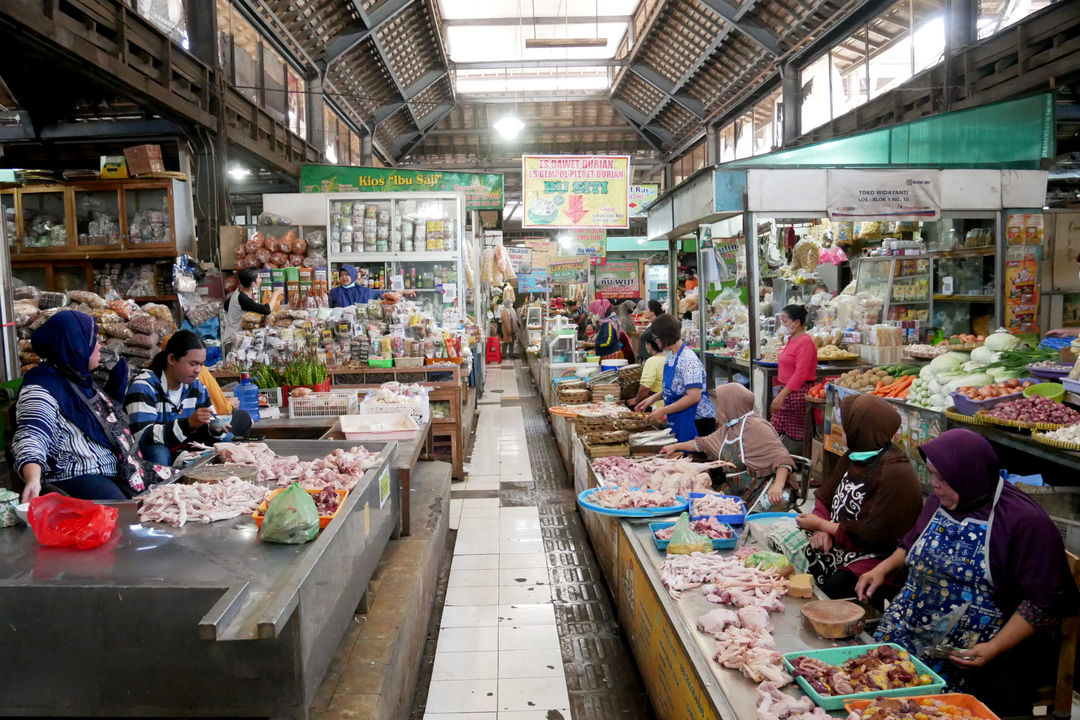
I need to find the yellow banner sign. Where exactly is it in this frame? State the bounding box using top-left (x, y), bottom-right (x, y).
top-left (522, 155), bottom-right (630, 229)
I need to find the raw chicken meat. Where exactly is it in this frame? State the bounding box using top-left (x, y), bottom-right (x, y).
top-left (593, 455), bottom-right (732, 495)
top-left (690, 493), bottom-right (745, 517)
top-left (757, 682), bottom-right (829, 720)
top-left (696, 608), bottom-right (741, 635)
top-left (592, 456), bottom-right (649, 487)
top-left (654, 517), bottom-right (734, 540)
top-left (659, 552), bottom-right (736, 599)
top-left (737, 606), bottom-right (772, 633)
top-left (214, 442), bottom-right (382, 492)
top-left (138, 476), bottom-right (268, 527)
top-left (588, 486), bottom-right (678, 509)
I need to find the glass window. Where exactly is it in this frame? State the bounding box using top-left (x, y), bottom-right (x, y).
top-left (287, 68), bottom-right (306, 139)
top-left (913, 1), bottom-right (946, 73)
top-left (753, 88), bottom-right (781, 155)
top-left (263, 45), bottom-right (287, 125)
top-left (324, 104), bottom-right (339, 164)
top-left (978, 0), bottom-right (1054, 39)
top-left (350, 132), bottom-right (362, 167)
top-left (719, 122), bottom-right (735, 163)
top-left (216, 0), bottom-right (233, 77)
top-left (134, 0), bottom-right (188, 47)
top-left (868, 0), bottom-right (913, 99)
top-left (231, 6), bottom-right (259, 103)
top-left (799, 53), bottom-right (831, 133)
top-left (339, 120), bottom-right (351, 164)
top-left (734, 113), bottom-right (753, 159)
top-left (831, 27), bottom-right (868, 119)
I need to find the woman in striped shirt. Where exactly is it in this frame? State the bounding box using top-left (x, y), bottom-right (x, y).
top-left (14, 312), bottom-right (139, 501)
top-left (124, 331), bottom-right (227, 465)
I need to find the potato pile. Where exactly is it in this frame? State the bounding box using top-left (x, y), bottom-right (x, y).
top-left (836, 368), bottom-right (893, 391)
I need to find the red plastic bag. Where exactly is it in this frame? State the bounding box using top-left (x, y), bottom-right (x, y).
top-left (28, 494), bottom-right (119, 550)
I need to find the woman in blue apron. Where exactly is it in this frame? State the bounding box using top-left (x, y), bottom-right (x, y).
top-left (857, 429), bottom-right (1079, 716)
top-left (634, 314), bottom-right (715, 442)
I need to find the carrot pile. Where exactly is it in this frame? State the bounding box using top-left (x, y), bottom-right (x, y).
top-left (871, 374), bottom-right (915, 399)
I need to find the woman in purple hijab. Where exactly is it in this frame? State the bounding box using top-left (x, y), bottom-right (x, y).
top-left (857, 429), bottom-right (1078, 715)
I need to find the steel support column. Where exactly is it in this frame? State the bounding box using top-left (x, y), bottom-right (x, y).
top-left (307, 74), bottom-right (326, 160)
top-left (780, 62), bottom-right (799, 145)
top-left (186, 0), bottom-right (218, 68)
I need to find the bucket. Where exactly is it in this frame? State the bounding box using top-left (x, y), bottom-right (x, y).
top-left (600, 358), bottom-right (628, 372)
top-left (1024, 382), bottom-right (1065, 403)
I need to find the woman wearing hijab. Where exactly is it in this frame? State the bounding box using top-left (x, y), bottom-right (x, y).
top-left (661, 383), bottom-right (794, 505)
top-left (13, 311), bottom-right (158, 502)
top-left (858, 429), bottom-right (1079, 715)
top-left (224, 267), bottom-right (281, 342)
top-left (797, 394), bottom-right (923, 603)
top-left (591, 299), bottom-right (637, 364)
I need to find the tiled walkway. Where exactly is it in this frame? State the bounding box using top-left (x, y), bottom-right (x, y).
top-left (421, 360), bottom-right (652, 720)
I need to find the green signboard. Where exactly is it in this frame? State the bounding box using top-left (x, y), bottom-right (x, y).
top-left (300, 165), bottom-right (504, 210)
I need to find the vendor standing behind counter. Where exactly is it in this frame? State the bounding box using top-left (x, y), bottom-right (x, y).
top-left (859, 429), bottom-right (1080, 716)
top-left (223, 268), bottom-right (282, 342)
top-left (635, 314), bottom-right (716, 441)
top-left (770, 304), bottom-right (817, 451)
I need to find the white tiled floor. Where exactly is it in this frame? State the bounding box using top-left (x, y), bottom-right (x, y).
top-left (428, 367), bottom-right (572, 720)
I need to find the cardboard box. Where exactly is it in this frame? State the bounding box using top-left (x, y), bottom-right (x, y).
top-left (100, 155), bottom-right (129, 179)
top-left (123, 144), bottom-right (165, 176)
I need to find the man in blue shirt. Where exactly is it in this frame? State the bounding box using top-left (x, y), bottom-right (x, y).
top-left (329, 264), bottom-right (417, 307)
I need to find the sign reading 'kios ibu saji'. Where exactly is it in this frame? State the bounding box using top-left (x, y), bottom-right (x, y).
top-left (300, 165), bottom-right (504, 211)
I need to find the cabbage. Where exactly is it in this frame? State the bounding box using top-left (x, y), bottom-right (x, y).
top-left (920, 365), bottom-right (937, 382)
top-left (929, 353), bottom-right (963, 375)
top-left (928, 380), bottom-right (943, 394)
top-left (984, 332), bottom-right (1019, 352)
top-left (987, 366), bottom-right (1012, 382)
top-left (970, 346), bottom-right (995, 364)
top-left (962, 360), bottom-right (986, 373)
top-left (947, 352), bottom-right (971, 364)
top-left (929, 393), bottom-right (951, 407)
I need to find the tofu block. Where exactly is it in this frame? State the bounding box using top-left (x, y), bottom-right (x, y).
top-left (789, 573), bottom-right (814, 599)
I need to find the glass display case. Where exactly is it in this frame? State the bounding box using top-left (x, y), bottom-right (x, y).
top-left (19, 188), bottom-right (68, 249)
top-left (853, 256), bottom-right (931, 323)
top-left (326, 192), bottom-right (466, 314)
top-left (1, 191), bottom-right (15, 246)
top-left (125, 185), bottom-right (172, 245)
top-left (73, 189), bottom-right (121, 247)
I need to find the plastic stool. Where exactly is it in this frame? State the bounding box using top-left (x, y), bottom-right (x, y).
top-left (485, 337), bottom-right (502, 364)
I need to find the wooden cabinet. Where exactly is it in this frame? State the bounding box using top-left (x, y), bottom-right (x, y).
top-left (6, 178), bottom-right (192, 259)
top-left (6, 179), bottom-right (194, 292)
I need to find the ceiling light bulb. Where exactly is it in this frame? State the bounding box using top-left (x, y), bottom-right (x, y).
top-left (228, 166), bottom-right (251, 180)
top-left (493, 115), bottom-right (525, 140)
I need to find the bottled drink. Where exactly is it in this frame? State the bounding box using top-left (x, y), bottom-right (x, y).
top-left (235, 371), bottom-right (261, 424)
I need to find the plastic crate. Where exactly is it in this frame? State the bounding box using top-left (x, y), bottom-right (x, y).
top-left (358, 396), bottom-right (430, 425)
top-left (688, 492), bottom-right (747, 526)
top-left (649, 521), bottom-right (737, 551)
top-left (782, 644), bottom-right (945, 711)
top-left (856, 344), bottom-right (904, 365)
top-left (288, 392), bottom-right (359, 419)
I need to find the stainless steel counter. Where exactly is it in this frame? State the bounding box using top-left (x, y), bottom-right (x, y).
top-left (0, 440), bottom-right (400, 719)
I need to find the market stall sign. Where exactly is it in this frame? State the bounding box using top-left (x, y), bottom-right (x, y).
top-left (518, 270), bottom-right (549, 293)
top-left (1005, 247), bottom-right (1039, 337)
top-left (617, 530), bottom-right (716, 720)
top-left (522, 155), bottom-right (630, 229)
top-left (300, 165), bottom-right (504, 210)
top-left (826, 169), bottom-right (941, 222)
top-left (629, 183), bottom-right (659, 218)
top-left (594, 260), bottom-right (640, 299)
top-left (548, 258), bottom-right (589, 284)
top-left (556, 228), bottom-right (607, 259)
top-left (524, 238), bottom-right (556, 269)
top-left (506, 247), bottom-right (533, 273)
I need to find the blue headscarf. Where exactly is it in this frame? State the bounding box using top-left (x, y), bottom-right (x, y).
top-left (341, 264), bottom-right (358, 286)
top-left (21, 311), bottom-right (114, 451)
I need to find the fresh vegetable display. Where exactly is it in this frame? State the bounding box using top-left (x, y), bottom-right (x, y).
top-left (870, 375), bottom-right (915, 399)
top-left (282, 352), bottom-right (329, 387)
top-left (248, 362), bottom-right (283, 390)
top-left (936, 334), bottom-right (985, 347)
top-left (1037, 424), bottom-right (1080, 446)
top-left (836, 368), bottom-right (894, 391)
top-left (877, 364), bottom-right (922, 378)
top-left (1027, 360), bottom-right (1075, 373)
top-left (989, 348), bottom-right (1058, 378)
top-left (954, 379), bottom-right (1035, 400)
top-left (906, 378), bottom-right (940, 410)
top-left (904, 344), bottom-right (948, 359)
top-left (808, 377), bottom-right (838, 400)
top-left (983, 395), bottom-right (1080, 426)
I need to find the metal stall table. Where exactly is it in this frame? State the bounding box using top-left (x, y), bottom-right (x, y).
top-left (0, 440), bottom-right (400, 720)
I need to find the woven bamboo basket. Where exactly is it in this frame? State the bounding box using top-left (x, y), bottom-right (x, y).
top-left (574, 415), bottom-right (616, 433)
top-left (591, 383), bottom-right (622, 402)
top-left (558, 388), bottom-right (592, 405)
top-left (584, 442), bottom-right (630, 458)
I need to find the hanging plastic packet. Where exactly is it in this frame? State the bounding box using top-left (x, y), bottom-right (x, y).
top-left (667, 513), bottom-right (712, 555)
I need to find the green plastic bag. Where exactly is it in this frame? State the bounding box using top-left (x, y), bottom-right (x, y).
top-left (261, 482), bottom-right (320, 544)
top-left (744, 550), bottom-right (793, 577)
top-left (667, 512), bottom-right (712, 555)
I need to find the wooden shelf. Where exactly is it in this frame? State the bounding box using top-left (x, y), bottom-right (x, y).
top-left (130, 294), bottom-right (178, 303)
top-left (11, 247), bottom-right (176, 262)
top-left (933, 294), bottom-right (995, 302)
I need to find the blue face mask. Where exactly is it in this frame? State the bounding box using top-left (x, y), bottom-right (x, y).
top-left (849, 448), bottom-right (884, 462)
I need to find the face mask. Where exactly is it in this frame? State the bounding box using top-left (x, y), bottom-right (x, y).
top-left (849, 448), bottom-right (884, 462)
top-left (778, 324), bottom-right (793, 336)
top-left (726, 410), bottom-right (752, 427)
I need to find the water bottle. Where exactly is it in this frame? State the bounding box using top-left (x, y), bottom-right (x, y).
top-left (759, 489), bottom-right (789, 511)
top-left (235, 371), bottom-right (261, 423)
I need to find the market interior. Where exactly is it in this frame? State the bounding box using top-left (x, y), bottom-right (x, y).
top-left (0, 0), bottom-right (1079, 719)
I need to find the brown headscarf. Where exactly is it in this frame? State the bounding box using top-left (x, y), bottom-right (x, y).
top-left (697, 384), bottom-right (794, 478)
top-left (818, 394), bottom-right (923, 553)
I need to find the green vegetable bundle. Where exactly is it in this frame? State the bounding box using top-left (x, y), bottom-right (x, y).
top-left (878, 364), bottom-right (922, 377)
top-left (282, 351), bottom-right (329, 387)
top-left (250, 362), bottom-right (282, 389)
top-left (987, 348), bottom-right (1058, 378)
